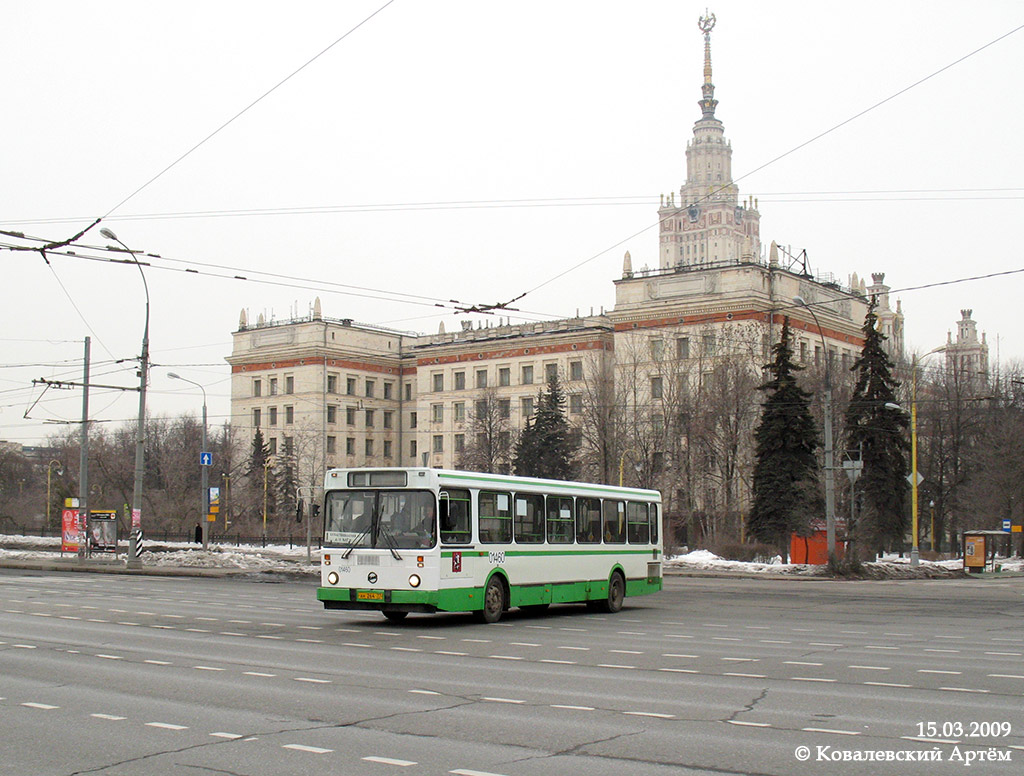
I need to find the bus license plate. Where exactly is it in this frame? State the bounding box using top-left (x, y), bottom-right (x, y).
top-left (357, 591), bottom-right (384, 601)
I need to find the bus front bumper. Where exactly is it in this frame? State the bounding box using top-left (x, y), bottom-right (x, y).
top-left (317, 586), bottom-right (440, 613)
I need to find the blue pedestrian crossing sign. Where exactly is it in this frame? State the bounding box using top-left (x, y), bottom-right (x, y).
top-left (200, 452), bottom-right (213, 466)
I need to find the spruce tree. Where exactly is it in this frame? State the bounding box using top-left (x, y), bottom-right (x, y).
top-left (513, 373), bottom-right (578, 480)
top-left (748, 317), bottom-right (821, 555)
top-left (844, 299), bottom-right (909, 554)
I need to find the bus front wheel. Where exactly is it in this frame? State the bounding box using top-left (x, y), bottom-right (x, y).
top-left (598, 571), bottom-right (625, 614)
top-left (478, 577), bottom-right (506, 624)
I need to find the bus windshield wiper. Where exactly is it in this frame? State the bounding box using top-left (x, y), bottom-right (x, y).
top-left (377, 522), bottom-right (403, 561)
top-left (341, 526), bottom-right (370, 559)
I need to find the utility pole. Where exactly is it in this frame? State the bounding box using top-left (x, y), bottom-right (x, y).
top-left (78, 337), bottom-right (90, 559)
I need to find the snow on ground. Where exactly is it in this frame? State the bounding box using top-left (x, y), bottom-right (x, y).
top-left (1, 534), bottom-right (1021, 578)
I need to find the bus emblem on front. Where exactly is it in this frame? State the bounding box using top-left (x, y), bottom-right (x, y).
top-left (452, 552), bottom-right (462, 573)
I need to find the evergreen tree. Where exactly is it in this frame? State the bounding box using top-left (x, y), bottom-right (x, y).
top-left (748, 318), bottom-right (821, 555)
top-left (513, 373), bottom-right (578, 480)
top-left (844, 299), bottom-right (910, 554)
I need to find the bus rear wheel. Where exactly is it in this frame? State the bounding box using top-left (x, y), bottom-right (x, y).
top-left (477, 577), bottom-right (506, 624)
top-left (598, 572), bottom-right (625, 614)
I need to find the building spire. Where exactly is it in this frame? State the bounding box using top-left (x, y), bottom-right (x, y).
top-left (697, 11), bottom-right (718, 119)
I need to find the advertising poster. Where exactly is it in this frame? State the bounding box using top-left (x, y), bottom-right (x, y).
top-left (61, 508), bottom-right (80, 553)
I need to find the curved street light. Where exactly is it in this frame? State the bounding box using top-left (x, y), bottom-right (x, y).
top-left (100, 227), bottom-right (148, 568)
top-left (794, 296), bottom-right (836, 562)
top-left (168, 372), bottom-right (209, 550)
top-left (46, 459), bottom-right (62, 531)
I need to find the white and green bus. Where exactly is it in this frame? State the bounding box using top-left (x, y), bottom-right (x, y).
top-left (317, 468), bottom-right (663, 623)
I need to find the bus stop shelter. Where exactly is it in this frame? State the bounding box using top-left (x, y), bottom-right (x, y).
top-left (962, 530), bottom-right (1013, 573)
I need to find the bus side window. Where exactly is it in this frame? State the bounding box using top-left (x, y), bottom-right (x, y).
top-left (576, 497), bottom-right (601, 544)
top-left (440, 488), bottom-right (472, 544)
top-left (514, 493), bottom-right (544, 543)
top-left (547, 497), bottom-right (574, 544)
top-left (650, 503), bottom-right (660, 544)
top-left (603, 500), bottom-right (624, 543)
top-left (479, 491), bottom-right (512, 544)
top-left (627, 502), bottom-right (650, 544)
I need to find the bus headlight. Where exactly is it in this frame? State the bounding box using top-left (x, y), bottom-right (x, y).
top-left (408, 574), bottom-right (421, 588)
top-left (327, 571), bottom-right (339, 585)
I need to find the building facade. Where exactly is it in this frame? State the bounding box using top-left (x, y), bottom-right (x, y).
top-left (227, 14), bottom-right (904, 537)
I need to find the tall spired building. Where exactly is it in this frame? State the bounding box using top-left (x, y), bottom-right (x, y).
top-left (657, 13), bottom-right (761, 269)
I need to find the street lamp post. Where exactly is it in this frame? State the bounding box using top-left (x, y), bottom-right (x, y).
top-left (263, 456), bottom-right (274, 545)
top-left (794, 296), bottom-right (836, 562)
top-left (100, 227), bottom-right (148, 568)
top-left (169, 372), bottom-right (209, 550)
top-left (46, 459), bottom-right (62, 531)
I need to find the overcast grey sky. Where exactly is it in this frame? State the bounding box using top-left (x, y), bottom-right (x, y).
top-left (3, 0), bottom-right (1022, 447)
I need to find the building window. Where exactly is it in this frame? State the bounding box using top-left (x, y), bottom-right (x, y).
top-left (269, 437), bottom-right (277, 455)
top-left (521, 397), bottom-right (534, 417)
top-left (432, 373), bottom-right (444, 392)
top-left (253, 379), bottom-right (262, 397)
top-left (499, 367), bottom-right (510, 387)
top-left (676, 337), bottom-right (690, 359)
top-left (365, 409), bottom-right (375, 427)
top-left (327, 405), bottom-right (337, 424)
top-left (410, 411), bottom-right (417, 429)
top-left (570, 360), bottom-right (583, 381)
top-left (499, 399), bottom-right (511, 419)
top-left (651, 376), bottom-right (663, 399)
top-left (433, 435), bottom-right (444, 453)
top-left (454, 371), bottom-right (466, 390)
top-left (346, 407), bottom-right (356, 425)
top-left (327, 374), bottom-right (338, 394)
top-left (569, 394), bottom-right (582, 414)
top-left (650, 339), bottom-right (665, 361)
top-left (383, 411), bottom-right (393, 429)
top-left (269, 407), bottom-right (278, 426)
top-left (346, 437), bottom-right (355, 455)
top-left (545, 363), bottom-right (558, 383)
top-left (284, 437), bottom-right (294, 456)
top-left (253, 408), bottom-right (261, 428)
top-left (285, 375), bottom-right (294, 394)
top-left (383, 382), bottom-right (393, 400)
top-left (702, 333), bottom-right (716, 357)
top-left (522, 365), bottom-right (534, 385)
top-left (800, 341), bottom-right (808, 363)
top-left (404, 382), bottom-right (412, 401)
top-left (475, 400), bottom-right (487, 419)
top-left (454, 433), bottom-right (465, 453)
top-left (365, 439), bottom-right (374, 456)
top-left (476, 369), bottom-right (488, 389)
top-left (410, 439), bottom-right (417, 459)
top-left (365, 380), bottom-right (375, 398)
top-left (383, 440), bottom-right (392, 459)
top-left (431, 403), bottom-right (444, 423)
top-left (285, 405), bottom-right (294, 424)
top-left (346, 377), bottom-right (356, 395)
top-left (652, 413), bottom-right (664, 432)
top-left (326, 436), bottom-right (336, 454)
top-left (454, 402), bottom-right (465, 422)
top-left (269, 378), bottom-right (278, 396)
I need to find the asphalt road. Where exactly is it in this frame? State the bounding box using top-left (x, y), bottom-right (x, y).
top-left (1, 570), bottom-right (1022, 775)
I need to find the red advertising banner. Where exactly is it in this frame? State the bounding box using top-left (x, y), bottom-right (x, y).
top-left (61, 508), bottom-right (81, 553)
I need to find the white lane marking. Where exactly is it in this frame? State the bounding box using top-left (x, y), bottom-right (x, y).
top-left (435, 651), bottom-right (468, 656)
top-left (864, 681), bottom-right (911, 688)
top-left (759, 640), bottom-right (791, 644)
top-left (809, 642), bottom-right (843, 647)
top-left (196, 617), bottom-right (218, 622)
top-left (256, 635), bottom-right (282, 640)
top-left (624, 711), bottom-right (675, 719)
top-left (791, 677), bottom-right (836, 683)
top-left (96, 654), bottom-right (123, 660)
top-left (864, 645), bottom-right (899, 650)
top-left (988, 673), bottom-right (1024, 679)
top-left (211, 732), bottom-right (243, 739)
top-left (22, 702), bottom-right (59, 710)
top-left (559, 628), bottom-right (587, 632)
top-left (703, 624), bottom-right (729, 628)
top-left (784, 661), bottom-right (822, 666)
top-left (918, 669), bottom-right (961, 675)
top-left (617, 631), bottom-right (644, 636)
top-left (296, 638), bottom-right (323, 644)
top-left (244, 671), bottom-right (276, 677)
top-left (663, 653), bottom-right (699, 659)
top-left (598, 664), bottom-right (636, 670)
top-left (13, 644), bottom-right (38, 649)
top-left (461, 638), bottom-right (491, 643)
top-left (659, 668), bottom-right (698, 673)
top-left (194, 666), bottom-right (225, 672)
top-left (451, 769), bottom-right (509, 776)
top-left (482, 697), bottom-right (524, 704)
top-left (91, 713), bottom-right (126, 721)
top-left (540, 659), bottom-right (576, 664)
top-left (294, 677), bottom-right (331, 684)
top-left (342, 642), bottom-right (373, 648)
top-left (558, 646), bottom-right (589, 651)
top-left (511, 642), bottom-right (541, 647)
top-left (611, 649), bottom-right (643, 655)
top-left (924, 648), bottom-right (960, 653)
top-left (146, 722), bottom-right (188, 730)
top-left (525, 625), bottom-right (551, 629)
top-left (391, 647), bottom-right (423, 653)
top-left (985, 652), bottom-right (1023, 656)
top-left (939, 687), bottom-right (989, 693)
top-left (841, 630), bottom-right (868, 634)
top-left (746, 626), bottom-right (770, 630)
top-left (712, 637), bottom-right (741, 641)
top-left (298, 626), bottom-right (322, 631)
top-left (410, 689), bottom-right (440, 695)
top-left (259, 623), bottom-right (285, 627)
top-left (229, 620), bottom-right (251, 624)
top-left (902, 735), bottom-right (960, 745)
top-left (489, 655), bottom-right (523, 661)
top-left (664, 634), bottom-right (693, 639)
top-left (724, 672), bottom-right (766, 678)
top-left (145, 659), bottom-right (172, 666)
top-left (283, 744), bottom-right (332, 754)
top-left (721, 657), bottom-right (757, 662)
top-left (551, 704), bottom-right (594, 711)
top-left (849, 665), bottom-right (890, 670)
top-left (220, 632), bottom-right (246, 637)
top-left (417, 635), bottom-right (445, 640)
top-left (803, 726), bottom-right (860, 736)
top-left (729, 720), bottom-right (770, 727)
top-left (364, 756), bottom-right (417, 766)
top-left (933, 635), bottom-right (964, 640)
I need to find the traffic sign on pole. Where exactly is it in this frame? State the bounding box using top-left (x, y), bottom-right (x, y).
top-left (200, 452), bottom-right (212, 466)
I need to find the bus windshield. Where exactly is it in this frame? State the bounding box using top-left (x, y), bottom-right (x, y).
top-left (324, 489), bottom-right (436, 550)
